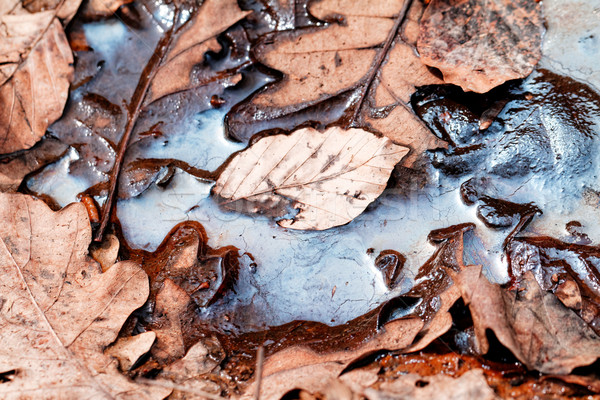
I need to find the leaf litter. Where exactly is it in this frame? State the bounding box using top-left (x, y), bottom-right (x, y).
top-left (2, 0), bottom-right (600, 399)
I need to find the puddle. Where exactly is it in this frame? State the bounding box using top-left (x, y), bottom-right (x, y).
top-left (27, 2), bottom-right (600, 329)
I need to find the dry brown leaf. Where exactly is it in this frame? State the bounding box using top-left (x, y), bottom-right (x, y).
top-left (90, 233), bottom-right (120, 272)
top-left (0, 1), bottom-right (80, 154)
top-left (227, 0), bottom-right (446, 168)
top-left (214, 126), bottom-right (408, 230)
top-left (151, 279), bottom-right (193, 364)
top-left (81, 0), bottom-right (132, 18)
top-left (456, 266), bottom-right (600, 374)
top-left (0, 192), bottom-right (169, 399)
top-left (106, 331), bottom-right (156, 371)
top-left (364, 369), bottom-right (499, 400)
top-left (242, 318), bottom-right (423, 399)
top-left (417, 0), bottom-right (544, 93)
top-left (157, 337), bottom-right (225, 399)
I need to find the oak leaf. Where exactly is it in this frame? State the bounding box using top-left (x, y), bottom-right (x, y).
top-left (417, 0), bottom-right (544, 93)
top-left (456, 266), bottom-right (600, 374)
top-left (227, 0), bottom-right (447, 168)
top-left (0, 192), bottom-right (169, 399)
top-left (214, 126), bottom-right (409, 230)
top-left (0, 0), bottom-right (80, 154)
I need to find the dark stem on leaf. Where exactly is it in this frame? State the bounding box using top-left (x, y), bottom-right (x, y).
top-left (347, 0), bottom-right (414, 128)
top-left (95, 9), bottom-right (181, 241)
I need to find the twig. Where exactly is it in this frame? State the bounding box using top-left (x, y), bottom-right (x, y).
top-left (254, 345), bottom-right (265, 400)
top-left (137, 378), bottom-right (225, 400)
top-left (95, 8), bottom-right (181, 241)
top-left (348, 0), bottom-right (414, 127)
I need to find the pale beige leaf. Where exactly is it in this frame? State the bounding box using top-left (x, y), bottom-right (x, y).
top-left (161, 338), bottom-right (223, 380)
top-left (106, 332), bottom-right (156, 371)
top-left (0, 192), bottom-right (169, 399)
top-left (214, 126), bottom-right (409, 230)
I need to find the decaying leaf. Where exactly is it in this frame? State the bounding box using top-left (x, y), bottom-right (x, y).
top-left (508, 236), bottom-right (600, 336)
top-left (0, 192), bottom-right (169, 399)
top-left (456, 266), bottom-right (600, 374)
top-left (106, 331), bottom-right (156, 371)
top-left (0, 0), bottom-right (80, 154)
top-left (417, 0), bottom-right (544, 93)
top-left (402, 223), bottom-right (473, 351)
top-left (214, 126), bottom-right (408, 230)
top-left (364, 369), bottom-right (499, 400)
top-left (128, 221), bottom-right (239, 365)
top-left (289, 368), bottom-right (498, 400)
top-left (242, 318), bottom-right (423, 399)
top-left (0, 138), bottom-right (67, 192)
top-left (81, 0), bottom-right (133, 18)
top-left (227, 0), bottom-right (447, 168)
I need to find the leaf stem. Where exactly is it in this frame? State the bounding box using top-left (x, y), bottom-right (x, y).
top-left (95, 8), bottom-right (181, 241)
top-left (348, 0), bottom-right (414, 127)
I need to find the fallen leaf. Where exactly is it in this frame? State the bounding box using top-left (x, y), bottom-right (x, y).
top-left (507, 236), bottom-right (600, 335)
top-left (81, 0), bottom-right (133, 18)
top-left (158, 337), bottom-right (225, 399)
top-left (365, 369), bottom-right (499, 400)
top-left (150, 279), bottom-right (193, 364)
top-left (131, 221), bottom-right (240, 309)
top-left (214, 126), bottom-right (408, 230)
top-left (0, 192), bottom-right (169, 398)
top-left (403, 223), bottom-right (474, 351)
top-left (242, 318), bottom-right (423, 399)
top-left (0, 1), bottom-right (80, 154)
top-left (106, 331), bottom-right (156, 371)
top-left (227, 0), bottom-right (447, 168)
top-left (0, 138), bottom-right (67, 192)
top-left (456, 266), bottom-right (600, 374)
top-left (417, 0), bottom-right (544, 93)
top-left (90, 233), bottom-right (120, 272)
